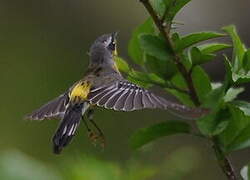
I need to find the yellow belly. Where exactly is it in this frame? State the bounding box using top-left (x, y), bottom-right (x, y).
top-left (70, 81), bottom-right (91, 101)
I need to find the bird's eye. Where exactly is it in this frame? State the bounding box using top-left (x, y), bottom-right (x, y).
top-left (102, 40), bottom-right (108, 44)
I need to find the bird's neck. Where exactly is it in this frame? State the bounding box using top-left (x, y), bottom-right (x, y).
top-left (87, 60), bottom-right (120, 76)
top-left (89, 53), bottom-right (120, 72)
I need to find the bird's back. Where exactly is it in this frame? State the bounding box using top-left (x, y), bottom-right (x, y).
top-left (83, 63), bottom-right (124, 88)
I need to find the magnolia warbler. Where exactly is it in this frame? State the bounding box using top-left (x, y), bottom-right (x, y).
top-left (26, 32), bottom-right (207, 154)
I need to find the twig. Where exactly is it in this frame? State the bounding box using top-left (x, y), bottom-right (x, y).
top-left (212, 138), bottom-right (238, 180)
top-left (161, 0), bottom-right (177, 33)
top-left (139, 0), bottom-right (200, 106)
top-left (138, 0), bottom-right (238, 179)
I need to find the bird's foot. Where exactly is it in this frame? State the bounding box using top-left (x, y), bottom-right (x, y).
top-left (88, 130), bottom-right (105, 148)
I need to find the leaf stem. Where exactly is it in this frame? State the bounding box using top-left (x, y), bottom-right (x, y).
top-left (138, 0), bottom-right (238, 179)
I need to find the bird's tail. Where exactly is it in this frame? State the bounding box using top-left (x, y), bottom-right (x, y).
top-left (52, 102), bottom-right (89, 154)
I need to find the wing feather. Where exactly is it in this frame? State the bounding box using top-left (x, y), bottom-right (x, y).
top-left (26, 93), bottom-right (69, 120)
top-left (123, 89), bottom-right (136, 111)
top-left (105, 90), bottom-right (124, 109)
top-left (88, 80), bottom-right (208, 118)
top-left (114, 89), bottom-right (130, 110)
top-left (133, 90), bottom-right (143, 110)
top-left (142, 93), bottom-right (154, 108)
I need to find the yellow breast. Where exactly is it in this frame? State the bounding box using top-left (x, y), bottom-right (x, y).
top-left (70, 81), bottom-right (91, 101)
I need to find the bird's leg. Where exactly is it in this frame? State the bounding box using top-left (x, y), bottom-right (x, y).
top-left (82, 116), bottom-right (90, 132)
top-left (86, 109), bottom-right (105, 147)
top-left (82, 116), bottom-right (98, 145)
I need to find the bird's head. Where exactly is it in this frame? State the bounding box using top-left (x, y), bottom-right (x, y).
top-left (89, 33), bottom-right (119, 69)
top-left (90, 32), bottom-right (118, 58)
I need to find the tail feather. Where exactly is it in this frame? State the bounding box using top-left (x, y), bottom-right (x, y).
top-left (52, 102), bottom-right (89, 154)
top-left (26, 93), bottom-right (69, 120)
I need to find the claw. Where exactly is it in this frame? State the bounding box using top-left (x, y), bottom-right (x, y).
top-left (88, 131), bottom-right (98, 145)
top-left (87, 130), bottom-right (106, 148)
top-left (100, 134), bottom-right (106, 148)
top-left (85, 110), bottom-right (106, 148)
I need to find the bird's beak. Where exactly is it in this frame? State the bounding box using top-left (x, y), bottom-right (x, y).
top-left (113, 49), bottom-right (118, 56)
top-left (112, 32), bottom-right (118, 39)
top-left (112, 32), bottom-right (118, 56)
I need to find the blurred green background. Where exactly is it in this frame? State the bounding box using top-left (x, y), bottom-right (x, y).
top-left (0, 0), bottom-right (250, 179)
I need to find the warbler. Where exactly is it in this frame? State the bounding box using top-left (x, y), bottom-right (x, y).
top-left (26, 32), bottom-right (206, 154)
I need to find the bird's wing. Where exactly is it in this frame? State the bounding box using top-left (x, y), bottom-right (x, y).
top-left (88, 80), bottom-right (207, 118)
top-left (26, 93), bottom-right (69, 120)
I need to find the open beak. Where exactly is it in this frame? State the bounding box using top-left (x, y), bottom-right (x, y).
top-left (112, 32), bottom-right (118, 39)
top-left (112, 32), bottom-right (118, 56)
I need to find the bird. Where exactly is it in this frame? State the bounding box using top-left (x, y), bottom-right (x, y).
top-left (26, 32), bottom-right (207, 154)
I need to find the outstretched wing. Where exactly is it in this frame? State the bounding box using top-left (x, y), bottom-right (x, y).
top-left (88, 81), bottom-right (207, 118)
top-left (26, 93), bottom-right (69, 120)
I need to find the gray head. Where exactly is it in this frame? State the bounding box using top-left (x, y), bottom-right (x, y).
top-left (89, 32), bottom-right (118, 66)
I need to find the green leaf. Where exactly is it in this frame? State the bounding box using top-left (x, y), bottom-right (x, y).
top-left (211, 82), bottom-right (222, 89)
top-left (191, 66), bottom-right (212, 102)
top-left (175, 32), bottom-right (226, 52)
top-left (243, 50), bottom-right (250, 71)
top-left (225, 55), bottom-right (250, 84)
top-left (127, 69), bottom-right (166, 89)
top-left (150, 0), bottom-right (166, 16)
top-left (164, 0), bottom-right (191, 21)
top-left (223, 87), bottom-right (244, 102)
top-left (219, 105), bottom-right (250, 152)
top-left (198, 43), bottom-right (232, 54)
top-left (197, 107), bottom-right (230, 136)
top-left (181, 53), bottom-right (192, 70)
top-left (223, 49), bottom-right (250, 84)
top-left (166, 88), bottom-right (194, 106)
top-left (128, 18), bottom-right (154, 65)
top-left (202, 82), bottom-right (226, 109)
top-left (224, 55), bottom-right (233, 85)
top-left (139, 34), bottom-right (172, 60)
top-left (147, 73), bottom-right (166, 85)
top-left (190, 47), bottom-right (216, 66)
top-left (232, 101), bottom-right (250, 116)
top-left (223, 25), bottom-right (246, 71)
top-left (145, 55), bottom-right (177, 79)
top-left (115, 56), bottom-right (130, 73)
top-left (171, 32), bottom-right (180, 42)
top-left (130, 121), bottom-right (191, 149)
top-left (127, 70), bottom-right (153, 88)
top-left (227, 123), bottom-right (250, 151)
top-left (232, 70), bottom-right (250, 84)
top-left (167, 73), bottom-right (194, 106)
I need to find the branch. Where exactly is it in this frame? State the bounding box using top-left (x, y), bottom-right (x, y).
top-left (138, 0), bottom-right (238, 179)
top-left (139, 0), bottom-right (200, 106)
top-left (160, 0), bottom-right (176, 33)
top-left (213, 138), bottom-right (238, 180)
